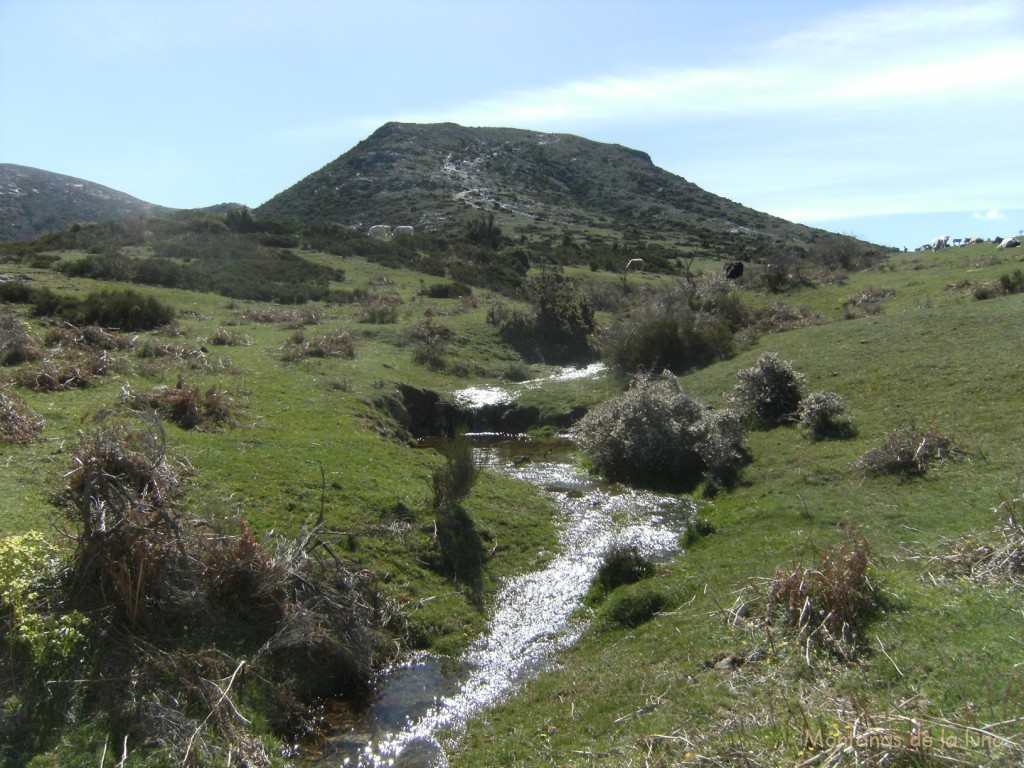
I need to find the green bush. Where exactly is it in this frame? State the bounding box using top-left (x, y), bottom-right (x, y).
top-left (595, 544), bottom-right (656, 595)
top-left (729, 352), bottom-right (806, 427)
top-left (575, 371), bottom-right (746, 491)
top-left (799, 390), bottom-right (856, 440)
top-left (601, 583), bottom-right (668, 628)
top-left (488, 269), bottom-right (597, 363)
top-left (72, 288), bottom-right (176, 331)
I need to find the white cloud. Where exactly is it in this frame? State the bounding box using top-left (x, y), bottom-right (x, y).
top-left (973, 210), bottom-right (1005, 220)
top-left (405, 2), bottom-right (1023, 130)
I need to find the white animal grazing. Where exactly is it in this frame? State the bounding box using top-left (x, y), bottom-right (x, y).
top-left (393, 225), bottom-right (414, 236)
top-left (368, 224), bottom-right (392, 239)
top-left (931, 235), bottom-right (949, 250)
top-left (626, 258), bottom-right (644, 271)
top-left (997, 237), bottom-right (1020, 249)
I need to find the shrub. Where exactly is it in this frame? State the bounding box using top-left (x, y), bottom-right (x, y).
top-left (942, 495), bottom-right (1024, 585)
top-left (125, 377), bottom-right (236, 431)
top-left (428, 432), bottom-right (484, 583)
top-left (999, 269), bottom-right (1024, 295)
top-left (857, 424), bottom-right (961, 478)
top-left (421, 281), bottom-right (473, 299)
top-left (604, 314), bottom-right (735, 375)
top-left (0, 387), bottom-right (44, 443)
top-left (56, 414), bottom-right (192, 627)
top-left (729, 352), bottom-right (806, 427)
top-left (595, 544), bottom-right (656, 594)
top-left (281, 329), bottom-right (356, 361)
top-left (358, 293), bottom-right (402, 324)
top-left (488, 269), bottom-right (597, 364)
top-left (210, 327), bottom-right (252, 346)
top-left (0, 313), bottom-right (41, 366)
top-left (575, 371), bottom-right (746, 491)
top-left (0, 532), bottom-right (89, 667)
top-left (799, 390), bottom-right (856, 440)
top-left (71, 287), bottom-right (176, 331)
top-left (601, 583), bottom-right (668, 628)
top-left (758, 532), bottom-right (881, 660)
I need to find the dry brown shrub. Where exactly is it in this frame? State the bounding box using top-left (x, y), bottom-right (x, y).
top-left (755, 532), bottom-right (881, 661)
top-left (281, 329), bottom-right (356, 361)
top-left (0, 387), bottom-right (44, 443)
top-left (209, 327), bottom-right (252, 346)
top-left (45, 323), bottom-right (135, 351)
top-left (857, 424), bottom-right (961, 478)
top-left (58, 413), bottom-right (193, 629)
top-left (13, 350), bottom-right (127, 391)
top-left (0, 312), bottom-right (42, 366)
top-left (126, 377), bottom-right (236, 431)
top-left (934, 496), bottom-right (1024, 585)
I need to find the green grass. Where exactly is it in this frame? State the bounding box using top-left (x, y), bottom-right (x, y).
top-left (4, 241), bottom-right (1024, 765)
top-left (450, 255), bottom-right (1024, 766)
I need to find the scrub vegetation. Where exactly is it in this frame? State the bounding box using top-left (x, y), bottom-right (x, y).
top-left (1, 205), bottom-right (1023, 767)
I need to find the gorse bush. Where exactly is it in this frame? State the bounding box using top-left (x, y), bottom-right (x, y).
top-left (799, 390), bottom-right (856, 440)
top-left (601, 280), bottom-right (739, 376)
top-left (73, 287), bottom-right (176, 331)
top-left (575, 371), bottom-right (746, 491)
top-left (730, 352), bottom-right (806, 427)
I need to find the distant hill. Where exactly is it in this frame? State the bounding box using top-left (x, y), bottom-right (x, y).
top-left (0, 164), bottom-right (174, 241)
top-left (256, 122), bottom-right (847, 252)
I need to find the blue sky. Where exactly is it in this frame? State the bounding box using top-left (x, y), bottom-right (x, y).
top-left (1, 0), bottom-right (1021, 248)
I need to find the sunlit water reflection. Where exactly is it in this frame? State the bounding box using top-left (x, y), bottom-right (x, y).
top-left (305, 431), bottom-right (695, 767)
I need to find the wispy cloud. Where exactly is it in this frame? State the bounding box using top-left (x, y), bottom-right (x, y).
top-left (973, 209), bottom-right (1005, 221)
top-left (406, 1), bottom-right (1022, 128)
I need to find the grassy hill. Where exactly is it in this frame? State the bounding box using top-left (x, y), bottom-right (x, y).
top-left (1, 203), bottom-right (1022, 765)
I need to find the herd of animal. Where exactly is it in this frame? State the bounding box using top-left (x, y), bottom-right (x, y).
top-left (916, 235), bottom-right (1020, 251)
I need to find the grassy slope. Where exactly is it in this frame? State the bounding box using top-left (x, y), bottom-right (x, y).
top-left (0, 253), bottom-right (561, 664)
top-left (452, 246), bottom-right (1024, 766)
top-left (3, 242), bottom-right (1023, 764)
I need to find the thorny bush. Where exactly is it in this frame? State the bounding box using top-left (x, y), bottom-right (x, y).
top-left (729, 352), bottom-right (806, 427)
top-left (575, 371), bottom-right (746, 492)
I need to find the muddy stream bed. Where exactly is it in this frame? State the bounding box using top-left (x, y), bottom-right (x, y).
top-left (302, 372), bottom-right (698, 767)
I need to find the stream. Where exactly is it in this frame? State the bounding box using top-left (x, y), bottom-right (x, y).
top-left (303, 371), bottom-right (698, 767)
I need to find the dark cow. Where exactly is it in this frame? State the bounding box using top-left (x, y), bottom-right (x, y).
top-left (724, 261), bottom-right (744, 280)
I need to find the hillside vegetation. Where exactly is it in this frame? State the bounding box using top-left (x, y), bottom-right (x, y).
top-left (1, 186), bottom-right (1022, 764)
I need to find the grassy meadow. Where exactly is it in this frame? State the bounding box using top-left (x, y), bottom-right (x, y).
top-left (1, 230), bottom-right (1023, 766)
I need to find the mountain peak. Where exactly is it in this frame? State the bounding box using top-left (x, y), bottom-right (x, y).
top-left (255, 122), bottom-right (819, 250)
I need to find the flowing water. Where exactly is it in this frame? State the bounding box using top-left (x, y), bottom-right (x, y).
top-left (303, 373), bottom-right (696, 767)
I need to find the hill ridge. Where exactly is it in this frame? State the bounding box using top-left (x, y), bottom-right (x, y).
top-left (0, 163), bottom-right (174, 241)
